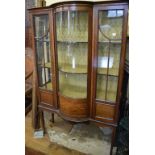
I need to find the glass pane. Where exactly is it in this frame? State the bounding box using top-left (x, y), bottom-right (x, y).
top-left (97, 43), bottom-right (121, 76)
top-left (57, 42), bottom-right (88, 73)
top-left (34, 15), bottom-right (52, 90)
top-left (96, 10), bottom-right (124, 102)
top-left (107, 76), bottom-right (118, 102)
top-left (97, 43), bottom-right (108, 75)
top-left (96, 75), bottom-right (106, 100)
top-left (99, 10), bottom-right (123, 41)
top-left (56, 11), bottom-right (88, 99)
top-left (59, 71), bottom-right (87, 98)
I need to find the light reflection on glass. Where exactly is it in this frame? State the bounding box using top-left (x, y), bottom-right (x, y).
top-left (72, 57), bottom-right (76, 69)
top-left (98, 56), bottom-right (114, 68)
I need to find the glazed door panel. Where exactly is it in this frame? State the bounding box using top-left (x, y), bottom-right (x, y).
top-left (96, 9), bottom-right (124, 103)
top-left (32, 12), bottom-right (57, 107)
top-left (33, 14), bottom-right (53, 91)
top-left (92, 4), bottom-right (128, 121)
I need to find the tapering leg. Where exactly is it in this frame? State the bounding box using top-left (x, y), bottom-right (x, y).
top-left (49, 113), bottom-right (54, 123)
top-left (34, 111), bottom-right (40, 129)
top-left (40, 111), bottom-right (45, 134)
top-left (110, 127), bottom-right (116, 155)
top-left (51, 113), bottom-right (54, 123)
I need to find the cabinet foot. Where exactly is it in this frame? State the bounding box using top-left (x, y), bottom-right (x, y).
top-left (50, 113), bottom-right (54, 123)
top-left (110, 127), bottom-right (116, 155)
top-left (40, 111), bottom-right (46, 134)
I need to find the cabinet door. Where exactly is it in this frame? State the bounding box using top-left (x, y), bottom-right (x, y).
top-left (93, 4), bottom-right (128, 122)
top-left (33, 14), bottom-right (53, 91)
top-left (32, 13), bottom-right (56, 107)
top-left (55, 6), bottom-right (92, 119)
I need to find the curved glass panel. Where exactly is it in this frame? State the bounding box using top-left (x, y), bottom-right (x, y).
top-left (59, 71), bottom-right (87, 98)
top-left (57, 42), bottom-right (88, 73)
top-left (56, 11), bottom-right (88, 99)
top-left (56, 11), bottom-right (88, 42)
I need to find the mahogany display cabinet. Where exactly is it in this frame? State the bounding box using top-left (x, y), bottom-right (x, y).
top-left (29, 1), bottom-right (128, 154)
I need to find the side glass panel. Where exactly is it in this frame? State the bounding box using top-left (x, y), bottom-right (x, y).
top-left (34, 15), bottom-right (53, 90)
top-left (56, 11), bottom-right (88, 99)
top-left (96, 10), bottom-right (124, 102)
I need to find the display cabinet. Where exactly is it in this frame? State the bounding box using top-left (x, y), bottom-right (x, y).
top-left (29, 1), bottom-right (128, 154)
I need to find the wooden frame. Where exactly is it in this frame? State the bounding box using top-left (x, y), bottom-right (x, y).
top-left (29, 1), bottom-right (128, 154)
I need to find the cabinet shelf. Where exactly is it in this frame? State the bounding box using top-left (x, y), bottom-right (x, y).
top-left (98, 40), bottom-right (121, 44)
top-left (57, 40), bottom-right (88, 44)
top-left (97, 73), bottom-right (118, 77)
top-left (97, 68), bottom-right (119, 77)
top-left (59, 64), bottom-right (87, 74)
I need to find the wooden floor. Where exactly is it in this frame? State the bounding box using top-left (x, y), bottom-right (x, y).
top-left (25, 111), bottom-right (85, 155)
top-left (25, 147), bottom-right (45, 155)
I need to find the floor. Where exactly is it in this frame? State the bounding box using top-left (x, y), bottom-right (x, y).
top-left (44, 112), bottom-right (112, 155)
top-left (25, 147), bottom-right (45, 155)
top-left (25, 112), bottom-right (86, 155)
top-left (26, 111), bottom-right (115, 155)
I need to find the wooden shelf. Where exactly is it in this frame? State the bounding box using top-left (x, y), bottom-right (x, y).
top-left (56, 36), bottom-right (88, 43)
top-left (57, 40), bottom-right (88, 44)
top-left (59, 64), bottom-right (87, 74)
top-left (97, 68), bottom-right (119, 76)
top-left (98, 40), bottom-right (121, 44)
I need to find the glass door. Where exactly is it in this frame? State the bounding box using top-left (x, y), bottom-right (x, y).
top-left (56, 11), bottom-right (89, 99)
top-left (33, 14), bottom-right (53, 91)
top-left (96, 9), bottom-right (124, 102)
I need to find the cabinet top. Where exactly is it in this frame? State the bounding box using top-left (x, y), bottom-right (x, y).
top-left (28, 0), bottom-right (128, 12)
